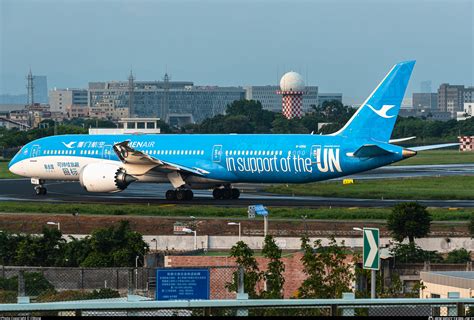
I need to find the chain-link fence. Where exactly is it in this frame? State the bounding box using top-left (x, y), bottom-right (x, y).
top-left (1, 265), bottom-right (238, 301)
top-left (0, 300), bottom-right (473, 317)
top-left (0, 266), bottom-right (151, 298)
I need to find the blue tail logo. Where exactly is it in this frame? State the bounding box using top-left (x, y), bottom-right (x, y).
top-left (333, 60), bottom-right (415, 143)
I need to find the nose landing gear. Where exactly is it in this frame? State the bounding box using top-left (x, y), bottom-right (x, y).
top-left (34, 185), bottom-right (47, 196)
top-left (32, 178), bottom-right (47, 196)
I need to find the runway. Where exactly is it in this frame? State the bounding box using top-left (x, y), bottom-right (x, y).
top-left (0, 164), bottom-right (473, 208)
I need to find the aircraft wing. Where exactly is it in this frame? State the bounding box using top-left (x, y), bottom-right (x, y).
top-left (408, 143), bottom-right (460, 152)
top-left (112, 141), bottom-right (209, 176)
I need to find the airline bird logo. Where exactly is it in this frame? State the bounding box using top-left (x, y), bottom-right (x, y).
top-left (366, 104), bottom-right (396, 119)
top-left (62, 142), bottom-right (76, 149)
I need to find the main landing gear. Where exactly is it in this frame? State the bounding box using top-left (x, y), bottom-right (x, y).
top-left (165, 189), bottom-right (194, 201)
top-left (213, 186), bottom-right (240, 200)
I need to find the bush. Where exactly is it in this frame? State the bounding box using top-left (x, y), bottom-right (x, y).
top-left (37, 288), bottom-right (120, 302)
top-left (0, 272), bottom-right (54, 296)
top-left (87, 288), bottom-right (120, 300)
top-left (0, 290), bottom-right (16, 303)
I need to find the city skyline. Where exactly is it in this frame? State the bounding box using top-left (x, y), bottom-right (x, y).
top-left (1, 0), bottom-right (473, 104)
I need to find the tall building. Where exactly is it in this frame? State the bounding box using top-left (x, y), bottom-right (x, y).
top-left (33, 76), bottom-right (48, 104)
top-left (464, 86), bottom-right (474, 103)
top-left (88, 79), bottom-right (245, 123)
top-left (437, 83), bottom-right (464, 115)
top-left (49, 88), bottom-right (88, 114)
top-left (412, 93), bottom-right (437, 111)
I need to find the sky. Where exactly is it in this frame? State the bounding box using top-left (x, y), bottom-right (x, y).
top-left (0, 0), bottom-right (473, 104)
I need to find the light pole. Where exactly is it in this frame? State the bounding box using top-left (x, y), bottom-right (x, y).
top-left (228, 222), bottom-right (241, 241)
top-left (353, 227), bottom-right (376, 299)
top-left (135, 255), bottom-right (139, 291)
top-left (151, 238), bottom-right (157, 251)
top-left (47, 221), bottom-right (60, 231)
top-left (301, 215), bottom-right (308, 235)
top-left (182, 228), bottom-right (197, 250)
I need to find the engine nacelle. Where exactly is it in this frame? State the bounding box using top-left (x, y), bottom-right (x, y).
top-left (79, 163), bottom-right (136, 193)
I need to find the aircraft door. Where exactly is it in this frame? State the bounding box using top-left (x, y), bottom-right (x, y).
top-left (102, 145), bottom-right (113, 160)
top-left (212, 145), bottom-right (223, 162)
top-left (30, 145), bottom-right (40, 158)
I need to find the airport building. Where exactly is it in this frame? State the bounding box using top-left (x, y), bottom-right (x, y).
top-left (88, 80), bottom-right (245, 123)
top-left (49, 88), bottom-right (88, 114)
top-left (420, 271), bottom-right (474, 298)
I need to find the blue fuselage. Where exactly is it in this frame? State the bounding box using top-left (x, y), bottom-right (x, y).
top-left (9, 134), bottom-right (404, 184)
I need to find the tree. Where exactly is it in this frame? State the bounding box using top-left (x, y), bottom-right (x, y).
top-left (391, 243), bottom-right (443, 263)
top-left (444, 248), bottom-right (471, 263)
top-left (0, 231), bottom-right (22, 265)
top-left (261, 235), bottom-right (285, 299)
top-left (80, 220), bottom-right (149, 267)
top-left (387, 202), bottom-right (432, 244)
top-left (14, 227), bottom-right (65, 266)
top-left (298, 236), bottom-right (354, 299)
top-left (225, 241), bottom-right (262, 298)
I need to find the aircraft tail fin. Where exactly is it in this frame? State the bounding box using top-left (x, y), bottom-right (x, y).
top-left (333, 61), bottom-right (415, 143)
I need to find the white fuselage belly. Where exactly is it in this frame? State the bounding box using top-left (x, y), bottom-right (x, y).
top-left (13, 156), bottom-right (120, 181)
top-left (12, 156), bottom-right (224, 187)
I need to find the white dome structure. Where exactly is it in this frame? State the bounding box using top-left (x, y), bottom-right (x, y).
top-left (280, 71), bottom-right (305, 92)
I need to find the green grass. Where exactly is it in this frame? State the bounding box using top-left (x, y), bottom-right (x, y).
top-left (0, 201), bottom-right (471, 221)
top-left (393, 150), bottom-right (474, 166)
top-left (266, 176), bottom-right (474, 200)
top-left (0, 160), bottom-right (18, 179)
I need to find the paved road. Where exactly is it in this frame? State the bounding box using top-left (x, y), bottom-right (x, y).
top-left (0, 163), bottom-right (473, 207)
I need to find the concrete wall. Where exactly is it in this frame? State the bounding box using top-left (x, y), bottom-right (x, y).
top-left (66, 234), bottom-right (474, 253)
top-left (139, 235), bottom-right (474, 253)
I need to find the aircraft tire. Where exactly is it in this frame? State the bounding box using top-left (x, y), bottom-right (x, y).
top-left (223, 188), bottom-right (232, 200)
top-left (213, 188), bottom-right (223, 200)
top-left (35, 187), bottom-right (47, 196)
top-left (165, 190), bottom-right (177, 200)
top-left (176, 189), bottom-right (187, 201)
top-left (231, 188), bottom-right (240, 199)
top-left (185, 189), bottom-right (194, 200)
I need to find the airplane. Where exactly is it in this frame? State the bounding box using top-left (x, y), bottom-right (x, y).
top-left (9, 60), bottom-right (458, 201)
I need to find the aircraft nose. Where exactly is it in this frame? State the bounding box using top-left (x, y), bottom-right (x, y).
top-left (8, 160), bottom-right (23, 176)
top-left (8, 150), bottom-right (25, 176)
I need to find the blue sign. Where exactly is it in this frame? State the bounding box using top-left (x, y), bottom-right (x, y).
top-left (254, 204), bottom-right (268, 216)
top-left (156, 268), bottom-right (210, 301)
